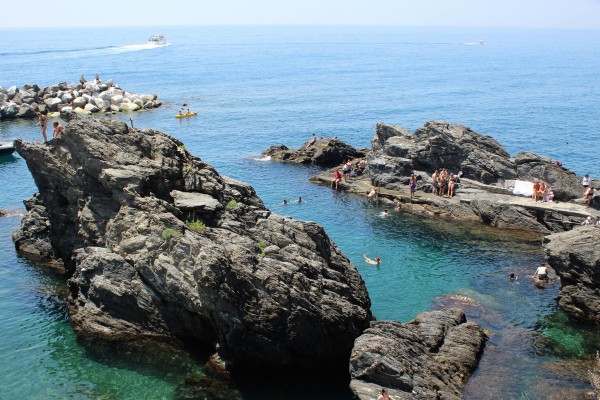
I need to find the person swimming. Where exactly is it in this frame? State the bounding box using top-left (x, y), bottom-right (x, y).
top-left (363, 254), bottom-right (381, 266)
top-left (509, 273), bottom-right (517, 282)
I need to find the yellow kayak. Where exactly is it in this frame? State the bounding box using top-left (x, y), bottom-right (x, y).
top-left (176, 112), bottom-right (198, 118)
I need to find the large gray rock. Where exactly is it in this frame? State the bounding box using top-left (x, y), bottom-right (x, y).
top-left (545, 226), bottom-right (600, 323)
top-left (1, 102), bottom-right (19, 119)
top-left (12, 195), bottom-right (64, 268)
top-left (44, 97), bottom-right (63, 111)
top-left (16, 104), bottom-right (37, 119)
top-left (369, 121), bottom-right (517, 188)
top-left (512, 152), bottom-right (582, 201)
top-left (14, 115), bottom-right (373, 375)
top-left (262, 138), bottom-right (367, 168)
top-left (349, 309), bottom-right (486, 400)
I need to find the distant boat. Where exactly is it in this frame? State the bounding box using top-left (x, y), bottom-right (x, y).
top-left (148, 34), bottom-right (167, 46)
top-left (0, 141), bottom-right (15, 158)
top-left (465, 40), bottom-right (486, 45)
top-left (176, 111), bottom-right (198, 119)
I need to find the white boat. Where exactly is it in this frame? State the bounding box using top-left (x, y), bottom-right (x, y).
top-left (148, 34), bottom-right (167, 46)
top-left (0, 141), bottom-right (15, 158)
top-left (465, 40), bottom-right (486, 45)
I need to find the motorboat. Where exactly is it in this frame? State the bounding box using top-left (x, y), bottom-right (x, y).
top-left (148, 34), bottom-right (167, 46)
top-left (0, 141), bottom-right (15, 158)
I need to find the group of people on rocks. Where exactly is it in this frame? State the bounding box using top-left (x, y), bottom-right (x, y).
top-left (330, 158), bottom-right (367, 189)
top-left (36, 112), bottom-right (64, 143)
top-left (531, 179), bottom-right (556, 203)
top-left (431, 168), bottom-right (461, 197)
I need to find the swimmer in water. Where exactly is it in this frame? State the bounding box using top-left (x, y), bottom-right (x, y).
top-left (363, 254), bottom-right (381, 266)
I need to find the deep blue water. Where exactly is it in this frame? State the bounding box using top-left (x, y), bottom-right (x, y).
top-left (1, 26), bottom-right (599, 399)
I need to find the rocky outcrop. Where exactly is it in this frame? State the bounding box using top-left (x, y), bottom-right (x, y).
top-left (349, 308), bottom-right (487, 400)
top-left (369, 121), bottom-right (584, 201)
top-left (262, 138), bottom-right (367, 168)
top-left (14, 115), bottom-right (372, 374)
top-left (12, 194), bottom-right (65, 270)
top-left (545, 226), bottom-right (600, 323)
top-left (0, 78), bottom-right (161, 120)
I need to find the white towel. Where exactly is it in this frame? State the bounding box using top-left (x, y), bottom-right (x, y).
top-left (513, 180), bottom-right (534, 197)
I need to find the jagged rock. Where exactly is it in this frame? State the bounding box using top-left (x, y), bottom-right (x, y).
top-left (349, 309), bottom-right (486, 400)
top-left (72, 96), bottom-right (87, 108)
top-left (1, 102), bottom-right (19, 119)
top-left (16, 104), bottom-right (37, 119)
top-left (262, 138), bottom-right (367, 168)
top-left (369, 121), bottom-right (517, 189)
top-left (512, 152), bottom-right (582, 200)
top-left (119, 101), bottom-right (140, 111)
top-left (6, 85), bottom-right (18, 99)
top-left (44, 97), bottom-right (63, 111)
top-left (14, 115), bottom-right (373, 375)
top-left (12, 195), bottom-right (63, 267)
top-left (84, 103), bottom-right (100, 113)
top-left (545, 226), bottom-right (600, 323)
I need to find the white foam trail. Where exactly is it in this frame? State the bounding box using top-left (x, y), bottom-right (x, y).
top-left (251, 156), bottom-right (272, 162)
top-left (108, 42), bottom-right (172, 54)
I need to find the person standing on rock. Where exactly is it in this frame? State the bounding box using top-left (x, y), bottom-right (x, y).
top-left (36, 112), bottom-right (48, 142)
top-left (431, 169), bottom-right (439, 195)
top-left (52, 122), bottom-right (64, 139)
top-left (409, 173), bottom-right (417, 200)
top-left (343, 160), bottom-right (353, 182)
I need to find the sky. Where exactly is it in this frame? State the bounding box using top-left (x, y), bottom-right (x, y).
top-left (3, 0), bottom-right (600, 29)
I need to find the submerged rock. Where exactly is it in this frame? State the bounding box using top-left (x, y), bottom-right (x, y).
top-left (14, 115), bottom-right (372, 374)
top-left (349, 308), bottom-right (486, 400)
top-left (545, 226), bottom-right (600, 323)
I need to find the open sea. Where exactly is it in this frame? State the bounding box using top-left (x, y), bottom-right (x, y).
top-left (1, 26), bottom-right (599, 399)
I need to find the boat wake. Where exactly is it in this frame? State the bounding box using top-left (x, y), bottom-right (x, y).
top-left (250, 156), bottom-right (272, 162)
top-left (2, 42), bottom-right (171, 60)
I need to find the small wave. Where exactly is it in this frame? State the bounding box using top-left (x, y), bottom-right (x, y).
top-left (250, 156), bottom-right (272, 162)
top-left (1, 208), bottom-right (25, 218)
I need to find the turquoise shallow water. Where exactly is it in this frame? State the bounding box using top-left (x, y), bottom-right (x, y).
top-left (1, 26), bottom-right (600, 399)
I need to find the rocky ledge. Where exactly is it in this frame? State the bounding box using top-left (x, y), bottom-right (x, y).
top-left (545, 226), bottom-right (600, 323)
top-left (262, 137), bottom-right (367, 168)
top-left (350, 308), bottom-right (487, 400)
top-left (0, 77), bottom-right (161, 120)
top-left (305, 121), bottom-right (598, 234)
top-left (13, 115), bottom-right (372, 374)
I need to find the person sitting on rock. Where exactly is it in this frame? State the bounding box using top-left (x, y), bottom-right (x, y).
top-left (582, 174), bottom-right (590, 191)
top-left (331, 169), bottom-right (342, 190)
top-left (532, 263), bottom-right (549, 281)
top-left (547, 189), bottom-right (556, 203)
top-left (52, 122), bottom-right (64, 139)
top-left (305, 133), bottom-right (317, 149)
top-left (582, 216), bottom-right (593, 225)
top-left (536, 182), bottom-right (547, 202)
top-left (584, 186), bottom-right (595, 208)
top-left (363, 254), bottom-right (381, 266)
top-left (532, 180), bottom-right (540, 201)
top-left (377, 388), bottom-right (392, 400)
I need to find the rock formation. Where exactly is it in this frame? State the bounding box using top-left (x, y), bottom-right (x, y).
top-left (14, 115), bottom-right (372, 374)
top-left (369, 121), bottom-right (583, 201)
top-left (349, 308), bottom-right (487, 400)
top-left (545, 226), bottom-right (600, 323)
top-left (0, 78), bottom-right (161, 120)
top-left (262, 138), bottom-right (367, 168)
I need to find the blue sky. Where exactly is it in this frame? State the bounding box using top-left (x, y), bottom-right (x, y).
top-left (5, 0), bottom-right (600, 29)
